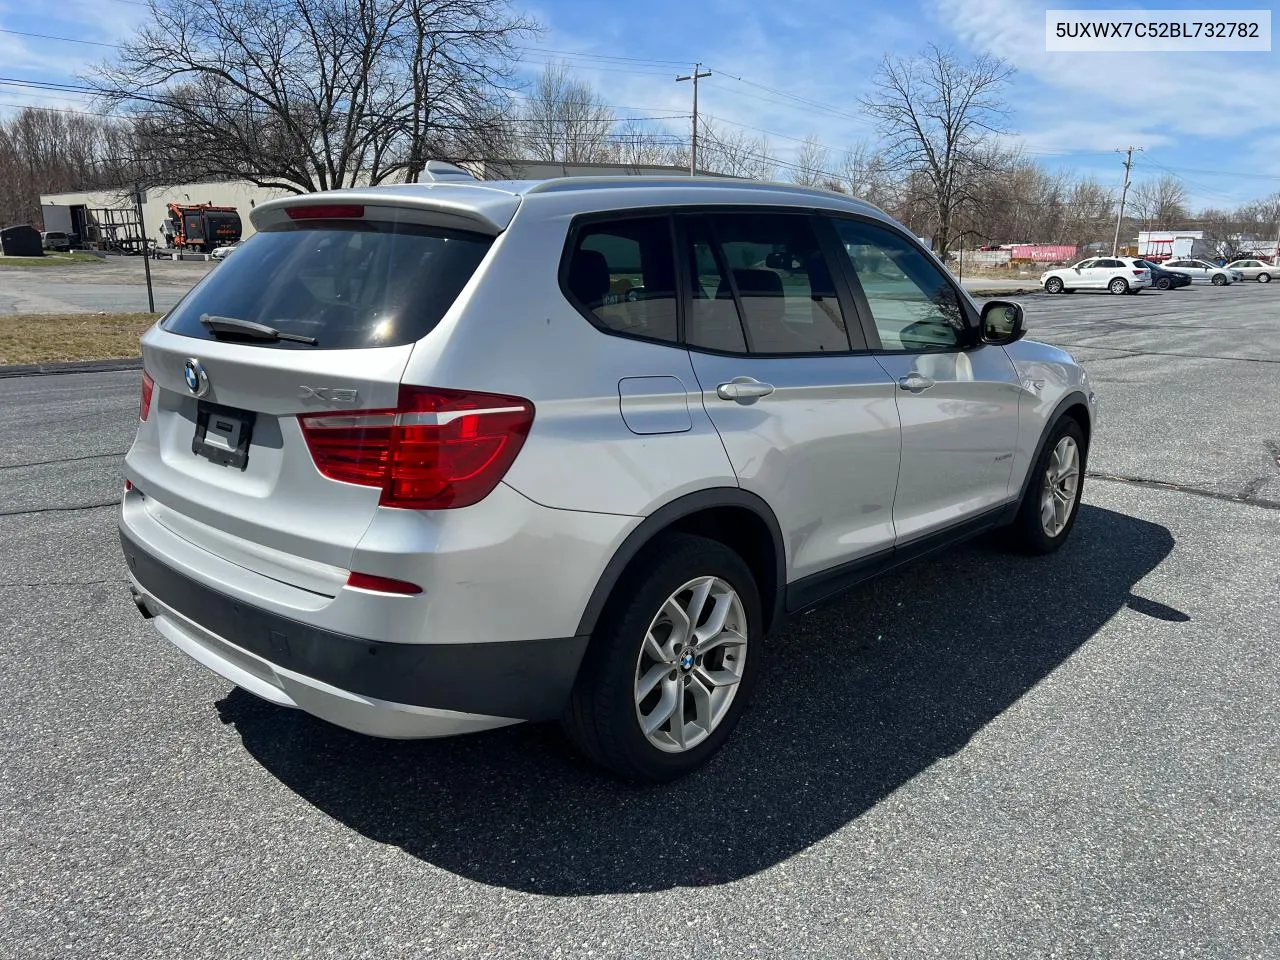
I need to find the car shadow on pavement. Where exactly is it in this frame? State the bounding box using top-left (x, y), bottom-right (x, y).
top-left (217, 504), bottom-right (1178, 896)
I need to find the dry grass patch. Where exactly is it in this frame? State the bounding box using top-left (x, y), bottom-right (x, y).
top-left (0, 312), bottom-right (159, 365)
top-left (0, 253), bottom-right (104, 267)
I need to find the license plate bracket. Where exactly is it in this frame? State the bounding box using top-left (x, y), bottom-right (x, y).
top-left (192, 401), bottom-right (256, 470)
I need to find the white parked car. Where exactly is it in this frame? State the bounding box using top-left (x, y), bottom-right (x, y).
top-left (1162, 259), bottom-right (1239, 285)
top-left (1041, 257), bottom-right (1151, 295)
top-left (1225, 259), bottom-right (1275, 283)
top-left (210, 240), bottom-right (243, 261)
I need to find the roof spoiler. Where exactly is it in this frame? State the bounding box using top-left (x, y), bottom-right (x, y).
top-left (416, 161), bottom-right (477, 184)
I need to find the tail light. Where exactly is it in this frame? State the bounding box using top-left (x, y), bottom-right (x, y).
top-left (298, 385), bottom-right (534, 509)
top-left (139, 372), bottom-right (155, 421)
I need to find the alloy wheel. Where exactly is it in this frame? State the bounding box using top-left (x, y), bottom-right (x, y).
top-left (633, 576), bottom-right (748, 753)
top-left (1040, 435), bottom-right (1081, 538)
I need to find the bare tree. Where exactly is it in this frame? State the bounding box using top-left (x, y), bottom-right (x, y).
top-left (0, 107), bottom-right (137, 226)
top-left (608, 118), bottom-right (681, 169)
top-left (87, 0), bottom-right (535, 194)
top-left (833, 142), bottom-right (895, 207)
top-left (698, 119), bottom-right (775, 180)
top-left (1237, 193), bottom-right (1280, 234)
top-left (519, 62), bottom-right (615, 164)
top-left (1061, 177), bottom-right (1116, 250)
top-left (1128, 174), bottom-right (1189, 230)
top-left (860, 43), bottom-right (1013, 260)
top-left (790, 134), bottom-right (830, 187)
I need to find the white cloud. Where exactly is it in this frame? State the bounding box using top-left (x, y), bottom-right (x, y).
top-left (933, 0), bottom-right (1280, 141)
top-left (0, 30), bottom-right (44, 72)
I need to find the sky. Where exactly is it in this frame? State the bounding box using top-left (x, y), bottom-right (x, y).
top-left (2, 0), bottom-right (1279, 210)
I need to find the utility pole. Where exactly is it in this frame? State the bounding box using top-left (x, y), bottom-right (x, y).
top-left (134, 182), bottom-right (155, 313)
top-left (676, 63), bottom-right (711, 176)
top-left (1111, 146), bottom-right (1142, 256)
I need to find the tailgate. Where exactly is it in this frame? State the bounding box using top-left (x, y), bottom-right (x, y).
top-left (123, 209), bottom-right (497, 592)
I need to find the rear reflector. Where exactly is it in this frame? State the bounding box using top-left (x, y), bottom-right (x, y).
top-left (299, 385), bottom-right (535, 509)
top-left (140, 372), bottom-right (155, 421)
top-left (285, 204), bottom-right (364, 220)
top-left (346, 571), bottom-right (423, 595)
top-left (124, 479), bottom-right (133, 492)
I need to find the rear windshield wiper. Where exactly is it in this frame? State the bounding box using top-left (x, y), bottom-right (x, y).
top-left (199, 314), bottom-right (318, 345)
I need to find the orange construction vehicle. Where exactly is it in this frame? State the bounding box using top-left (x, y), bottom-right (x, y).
top-left (161, 203), bottom-right (242, 253)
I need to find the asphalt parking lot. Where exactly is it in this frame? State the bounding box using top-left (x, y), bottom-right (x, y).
top-left (0, 258), bottom-right (214, 315)
top-left (1, 283), bottom-right (1277, 958)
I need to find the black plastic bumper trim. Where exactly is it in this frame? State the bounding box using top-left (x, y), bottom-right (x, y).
top-left (120, 529), bottom-right (588, 721)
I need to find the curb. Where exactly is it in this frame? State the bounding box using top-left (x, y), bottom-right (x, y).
top-left (964, 286), bottom-right (1043, 297)
top-left (0, 357), bottom-right (142, 379)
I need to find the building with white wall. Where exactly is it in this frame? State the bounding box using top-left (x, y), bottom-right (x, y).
top-left (39, 160), bottom-right (722, 248)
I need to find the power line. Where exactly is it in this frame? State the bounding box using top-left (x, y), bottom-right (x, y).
top-left (514, 46), bottom-right (691, 66)
top-left (705, 66), bottom-right (866, 125)
top-left (0, 76), bottom-right (687, 120)
top-left (0, 28), bottom-right (117, 47)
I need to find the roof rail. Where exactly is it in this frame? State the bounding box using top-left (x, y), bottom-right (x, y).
top-left (416, 161), bottom-right (477, 184)
top-left (522, 175), bottom-right (864, 203)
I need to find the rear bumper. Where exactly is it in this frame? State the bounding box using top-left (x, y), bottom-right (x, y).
top-left (121, 527), bottom-right (590, 736)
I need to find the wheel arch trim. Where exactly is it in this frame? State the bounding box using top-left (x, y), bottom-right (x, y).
top-left (1016, 390), bottom-right (1093, 505)
top-left (574, 487), bottom-right (787, 638)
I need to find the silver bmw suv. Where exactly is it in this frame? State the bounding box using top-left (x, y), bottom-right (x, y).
top-left (120, 166), bottom-right (1095, 782)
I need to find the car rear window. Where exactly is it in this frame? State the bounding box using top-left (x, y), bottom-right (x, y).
top-left (161, 221), bottom-right (492, 349)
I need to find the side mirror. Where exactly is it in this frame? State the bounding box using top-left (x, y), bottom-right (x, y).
top-left (980, 300), bottom-right (1025, 345)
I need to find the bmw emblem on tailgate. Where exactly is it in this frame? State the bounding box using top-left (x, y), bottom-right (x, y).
top-left (183, 358), bottom-right (210, 397)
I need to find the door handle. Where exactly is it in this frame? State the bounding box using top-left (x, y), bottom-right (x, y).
top-left (898, 373), bottom-right (935, 392)
top-left (716, 377), bottom-right (775, 402)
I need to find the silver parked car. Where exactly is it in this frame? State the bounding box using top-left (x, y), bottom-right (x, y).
top-left (1226, 258), bottom-right (1275, 282)
top-left (1162, 258), bottom-right (1240, 285)
top-left (120, 168), bottom-right (1097, 781)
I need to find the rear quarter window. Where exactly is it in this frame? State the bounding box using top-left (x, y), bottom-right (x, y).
top-left (161, 221), bottom-right (492, 350)
top-left (562, 216), bottom-right (679, 344)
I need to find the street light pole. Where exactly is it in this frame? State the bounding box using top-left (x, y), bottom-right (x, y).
top-left (134, 182), bottom-right (155, 313)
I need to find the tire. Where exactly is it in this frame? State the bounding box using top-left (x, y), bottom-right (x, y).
top-left (1212, 273), bottom-right (1227, 286)
top-left (1044, 277), bottom-right (1064, 294)
top-left (1109, 277), bottom-right (1128, 295)
top-left (561, 533), bottom-right (763, 782)
top-left (1006, 418), bottom-right (1086, 555)
top-left (1258, 273), bottom-right (1271, 283)
top-left (1157, 277), bottom-right (1172, 290)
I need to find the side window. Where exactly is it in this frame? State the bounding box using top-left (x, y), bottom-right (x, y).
top-left (686, 212), bottom-right (851, 354)
top-left (829, 217), bottom-right (967, 351)
top-left (564, 217), bottom-right (678, 343)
